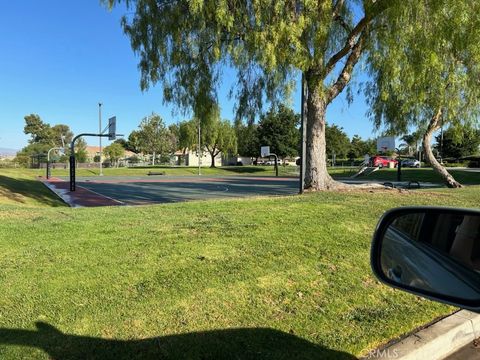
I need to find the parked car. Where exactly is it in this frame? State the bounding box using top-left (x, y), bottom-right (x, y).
top-left (265, 159), bottom-right (281, 166)
top-left (371, 155), bottom-right (398, 168)
top-left (401, 158), bottom-right (421, 168)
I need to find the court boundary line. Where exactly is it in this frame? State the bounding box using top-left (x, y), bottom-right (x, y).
top-left (76, 184), bottom-right (126, 206)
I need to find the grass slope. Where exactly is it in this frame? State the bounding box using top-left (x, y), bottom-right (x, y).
top-left (2, 169), bottom-right (479, 358)
top-left (0, 169), bottom-right (66, 207)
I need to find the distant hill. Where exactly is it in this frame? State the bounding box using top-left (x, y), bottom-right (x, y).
top-left (0, 148), bottom-right (18, 156)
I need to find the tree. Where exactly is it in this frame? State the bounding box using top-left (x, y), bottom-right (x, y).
top-left (113, 138), bottom-right (128, 149)
top-left (325, 124), bottom-right (350, 159)
top-left (178, 120), bottom-right (197, 155)
top-left (348, 135), bottom-right (363, 160)
top-left (204, 119), bottom-right (237, 167)
top-left (436, 126), bottom-right (480, 160)
top-left (235, 123), bottom-right (259, 158)
top-left (257, 105), bottom-right (300, 159)
top-left (347, 135), bottom-right (377, 160)
top-left (399, 132), bottom-right (422, 157)
top-left (136, 114), bottom-right (170, 165)
top-left (126, 130), bottom-right (142, 154)
top-left (168, 123), bottom-right (180, 154)
top-left (105, 0), bottom-right (432, 191)
top-left (20, 114), bottom-right (74, 166)
top-left (178, 115), bottom-right (237, 167)
top-left (103, 142), bottom-right (126, 167)
top-left (51, 124), bottom-right (73, 147)
top-left (366, 1), bottom-right (480, 187)
top-left (75, 138), bottom-right (88, 163)
top-left (24, 114), bottom-right (52, 145)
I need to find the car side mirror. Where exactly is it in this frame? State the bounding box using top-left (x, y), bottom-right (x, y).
top-left (371, 207), bottom-right (480, 311)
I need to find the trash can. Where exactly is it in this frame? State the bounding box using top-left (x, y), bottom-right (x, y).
top-left (388, 161), bottom-right (395, 168)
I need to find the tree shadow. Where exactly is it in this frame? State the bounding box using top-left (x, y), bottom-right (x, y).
top-left (0, 175), bottom-right (65, 207)
top-left (0, 322), bottom-right (356, 359)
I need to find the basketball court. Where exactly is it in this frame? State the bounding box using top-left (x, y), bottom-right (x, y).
top-left (41, 175), bottom-right (300, 207)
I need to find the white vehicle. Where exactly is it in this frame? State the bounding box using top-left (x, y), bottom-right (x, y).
top-left (401, 158), bottom-right (421, 168)
top-left (265, 159), bottom-right (281, 166)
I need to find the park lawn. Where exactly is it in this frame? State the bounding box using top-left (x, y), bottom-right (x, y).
top-left (0, 169), bottom-right (66, 207)
top-left (2, 171), bottom-right (480, 358)
top-left (331, 167), bottom-right (480, 185)
top-left (46, 165), bottom-right (299, 178)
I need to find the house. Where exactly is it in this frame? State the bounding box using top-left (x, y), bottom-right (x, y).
top-left (223, 156), bottom-right (254, 166)
top-left (85, 145), bottom-right (137, 163)
top-left (174, 148), bottom-right (222, 167)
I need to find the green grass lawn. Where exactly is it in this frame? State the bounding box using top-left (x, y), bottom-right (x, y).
top-left (331, 167), bottom-right (480, 185)
top-left (0, 169), bottom-right (66, 207)
top-left (1, 169), bottom-right (478, 358)
top-left (44, 164), bottom-right (299, 178)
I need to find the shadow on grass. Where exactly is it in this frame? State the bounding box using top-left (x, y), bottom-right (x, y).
top-left (0, 322), bottom-right (356, 359)
top-left (0, 175), bottom-right (64, 207)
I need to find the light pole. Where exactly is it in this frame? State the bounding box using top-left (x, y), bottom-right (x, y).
top-left (440, 116), bottom-right (444, 164)
top-left (198, 119), bottom-right (202, 176)
top-left (99, 102), bottom-right (103, 176)
top-left (299, 73), bottom-right (307, 193)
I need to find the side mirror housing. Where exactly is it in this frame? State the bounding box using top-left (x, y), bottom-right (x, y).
top-left (371, 207), bottom-right (480, 311)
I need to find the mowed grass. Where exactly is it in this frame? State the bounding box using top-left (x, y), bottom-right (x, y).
top-left (1, 169), bottom-right (479, 358)
top-left (331, 167), bottom-right (480, 185)
top-left (0, 169), bottom-right (66, 207)
top-left (46, 164), bottom-right (299, 178)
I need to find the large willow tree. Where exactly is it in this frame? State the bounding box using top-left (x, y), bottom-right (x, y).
top-left (106, 0), bottom-right (462, 190)
top-left (366, 1), bottom-right (480, 188)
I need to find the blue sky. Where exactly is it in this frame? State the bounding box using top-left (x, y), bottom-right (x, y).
top-left (0, 1), bottom-right (376, 150)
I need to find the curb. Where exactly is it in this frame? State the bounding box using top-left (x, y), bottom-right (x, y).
top-left (365, 310), bottom-right (480, 359)
top-left (38, 177), bottom-right (72, 207)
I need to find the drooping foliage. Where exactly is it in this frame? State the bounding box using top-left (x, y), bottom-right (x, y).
top-left (366, 1), bottom-right (480, 186)
top-left (105, 0), bottom-right (471, 189)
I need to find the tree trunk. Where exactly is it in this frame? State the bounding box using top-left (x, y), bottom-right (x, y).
top-left (304, 86), bottom-right (344, 191)
top-left (152, 151), bottom-right (155, 166)
top-left (423, 109), bottom-right (463, 188)
top-left (210, 152), bottom-right (216, 168)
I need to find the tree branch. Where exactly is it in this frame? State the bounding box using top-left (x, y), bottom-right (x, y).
top-left (326, 28), bottom-right (367, 104)
top-left (324, 16), bottom-right (368, 75)
top-left (332, 0), bottom-right (345, 18)
top-left (324, 0), bottom-right (390, 75)
top-left (334, 15), bottom-right (352, 34)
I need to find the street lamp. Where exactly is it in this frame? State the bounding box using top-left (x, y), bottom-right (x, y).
top-left (198, 119), bottom-right (202, 176)
top-left (299, 74), bottom-right (307, 193)
top-left (99, 102), bottom-right (103, 176)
